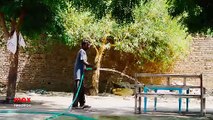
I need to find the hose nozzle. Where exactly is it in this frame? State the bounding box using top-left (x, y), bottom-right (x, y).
top-left (86, 68), bottom-right (93, 71)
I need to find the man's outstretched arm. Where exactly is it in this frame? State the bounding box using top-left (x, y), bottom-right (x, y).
top-left (82, 60), bottom-right (96, 70)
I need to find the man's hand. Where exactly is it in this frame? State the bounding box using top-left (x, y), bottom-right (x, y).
top-left (92, 66), bottom-right (97, 70)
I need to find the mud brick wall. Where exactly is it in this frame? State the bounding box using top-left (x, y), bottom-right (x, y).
top-left (0, 44), bottom-right (78, 92)
top-left (173, 38), bottom-right (213, 90)
top-left (0, 48), bottom-right (10, 86)
top-left (0, 38), bottom-right (213, 92)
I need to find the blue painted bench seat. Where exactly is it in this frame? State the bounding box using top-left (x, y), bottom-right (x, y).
top-left (143, 85), bottom-right (189, 113)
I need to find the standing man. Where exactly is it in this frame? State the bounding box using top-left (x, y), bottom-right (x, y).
top-left (73, 39), bottom-right (94, 109)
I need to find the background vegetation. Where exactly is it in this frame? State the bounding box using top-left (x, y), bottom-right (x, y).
top-left (1, 0), bottom-right (212, 96)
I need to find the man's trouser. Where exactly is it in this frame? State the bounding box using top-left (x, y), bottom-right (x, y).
top-left (72, 80), bottom-right (85, 107)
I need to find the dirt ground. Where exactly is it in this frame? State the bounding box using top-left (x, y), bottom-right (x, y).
top-left (0, 91), bottom-right (213, 120)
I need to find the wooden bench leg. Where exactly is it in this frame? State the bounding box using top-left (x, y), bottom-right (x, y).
top-left (144, 87), bottom-right (148, 113)
top-left (135, 92), bottom-right (137, 114)
top-left (204, 88), bottom-right (206, 116)
top-left (202, 97), bottom-right (206, 116)
top-left (186, 89), bottom-right (189, 112)
top-left (178, 89), bottom-right (182, 113)
top-left (139, 87), bottom-right (142, 114)
top-left (154, 89), bottom-right (157, 111)
top-left (201, 88), bottom-right (206, 116)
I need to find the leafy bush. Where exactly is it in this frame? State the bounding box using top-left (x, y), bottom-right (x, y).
top-left (62, 0), bottom-right (192, 85)
top-left (116, 0), bottom-right (192, 72)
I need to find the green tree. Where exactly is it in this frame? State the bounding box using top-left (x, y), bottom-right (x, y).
top-left (117, 0), bottom-right (191, 69)
top-left (110, 0), bottom-right (140, 23)
top-left (70, 0), bottom-right (141, 23)
top-left (0, 0), bottom-right (67, 103)
top-left (62, 0), bottom-right (191, 95)
top-left (62, 7), bottom-right (118, 95)
top-left (167, 0), bottom-right (213, 35)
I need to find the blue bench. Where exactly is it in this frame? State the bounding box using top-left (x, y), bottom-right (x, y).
top-left (143, 86), bottom-right (189, 113)
top-left (134, 73), bottom-right (205, 116)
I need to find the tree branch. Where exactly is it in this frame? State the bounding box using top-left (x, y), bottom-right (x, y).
top-left (17, 10), bottom-right (25, 32)
top-left (0, 12), bottom-right (10, 39)
top-left (10, 18), bottom-right (16, 36)
top-left (88, 36), bottom-right (99, 54)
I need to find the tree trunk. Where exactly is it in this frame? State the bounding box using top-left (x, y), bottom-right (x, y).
top-left (90, 56), bottom-right (101, 95)
top-left (6, 34), bottom-right (19, 103)
top-left (0, 11), bottom-right (24, 103)
top-left (90, 42), bottom-right (106, 95)
top-left (0, 13), bottom-right (10, 39)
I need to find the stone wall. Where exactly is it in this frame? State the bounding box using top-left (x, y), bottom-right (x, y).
top-left (0, 38), bottom-right (213, 92)
top-left (0, 44), bottom-right (78, 92)
top-left (173, 38), bottom-right (213, 90)
top-left (0, 48), bottom-right (10, 87)
top-left (0, 43), bottom-right (135, 93)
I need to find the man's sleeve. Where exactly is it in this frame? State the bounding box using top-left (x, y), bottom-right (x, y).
top-left (80, 50), bottom-right (87, 61)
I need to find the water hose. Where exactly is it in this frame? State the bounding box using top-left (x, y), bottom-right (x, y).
top-left (45, 68), bottom-right (93, 120)
top-left (0, 67), bottom-right (139, 120)
top-left (0, 68), bottom-right (95, 120)
top-left (98, 68), bottom-right (140, 84)
top-left (45, 75), bottom-right (84, 119)
top-left (0, 110), bottom-right (94, 120)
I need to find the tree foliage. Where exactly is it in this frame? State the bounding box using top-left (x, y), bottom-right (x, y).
top-left (116, 0), bottom-right (192, 70)
top-left (167, 0), bottom-right (213, 36)
top-left (70, 0), bottom-right (108, 19)
top-left (110, 0), bottom-right (140, 23)
top-left (61, 6), bottom-right (118, 48)
top-left (70, 0), bottom-right (141, 23)
top-left (62, 0), bottom-right (191, 71)
top-left (0, 0), bottom-right (67, 40)
top-left (0, 0), bottom-right (69, 102)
